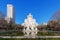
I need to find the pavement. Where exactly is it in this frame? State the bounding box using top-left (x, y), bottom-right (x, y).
top-left (0, 36), bottom-right (60, 38)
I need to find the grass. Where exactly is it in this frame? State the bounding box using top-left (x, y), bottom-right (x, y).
top-left (37, 31), bottom-right (60, 36)
top-left (0, 38), bottom-right (60, 40)
top-left (0, 31), bottom-right (60, 36)
top-left (0, 31), bottom-right (24, 36)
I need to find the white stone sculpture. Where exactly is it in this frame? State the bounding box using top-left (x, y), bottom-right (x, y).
top-left (22, 13), bottom-right (38, 36)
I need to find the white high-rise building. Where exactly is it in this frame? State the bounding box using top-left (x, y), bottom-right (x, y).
top-left (5, 4), bottom-right (15, 23)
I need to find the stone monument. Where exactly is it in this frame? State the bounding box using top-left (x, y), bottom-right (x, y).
top-left (22, 13), bottom-right (38, 36)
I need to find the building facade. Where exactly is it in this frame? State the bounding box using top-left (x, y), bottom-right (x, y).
top-left (5, 4), bottom-right (15, 23)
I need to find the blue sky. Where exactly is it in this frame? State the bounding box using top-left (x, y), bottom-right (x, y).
top-left (0, 0), bottom-right (60, 24)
